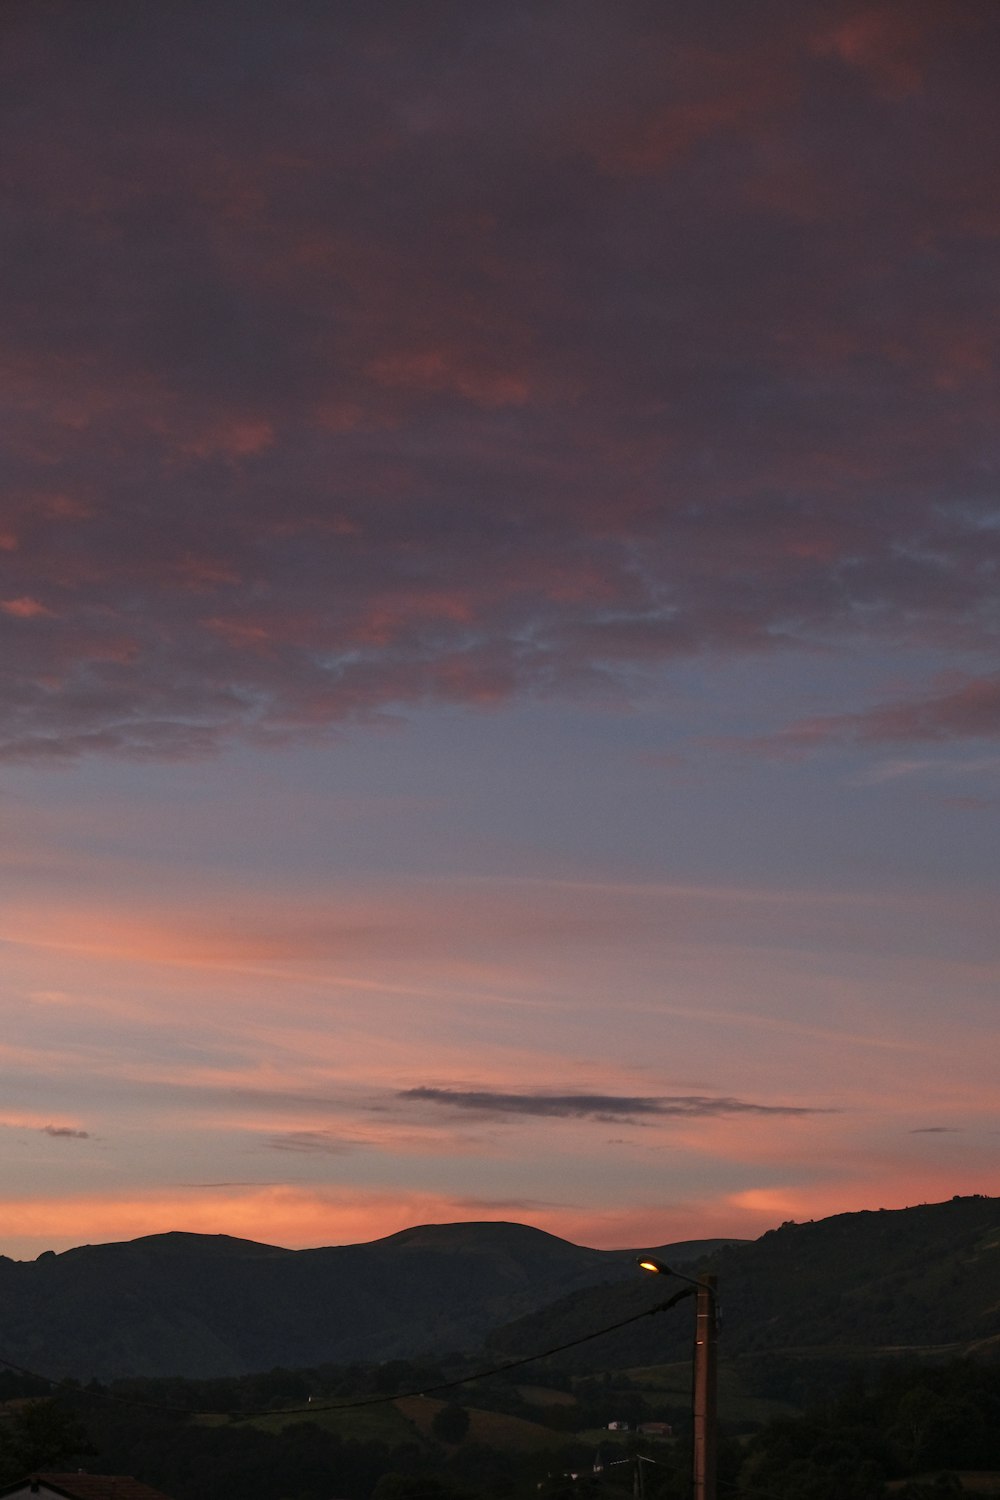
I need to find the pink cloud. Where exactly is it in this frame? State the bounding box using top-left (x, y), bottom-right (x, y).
top-left (853, 675), bottom-right (1000, 741)
top-left (0, 1), bottom-right (994, 761)
top-left (813, 2), bottom-right (977, 100)
top-left (764, 673), bottom-right (1000, 753)
top-left (368, 347), bottom-right (530, 408)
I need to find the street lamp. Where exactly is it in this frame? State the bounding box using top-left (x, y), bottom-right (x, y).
top-left (637, 1258), bottom-right (718, 1500)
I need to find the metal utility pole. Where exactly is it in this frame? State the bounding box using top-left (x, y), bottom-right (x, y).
top-left (692, 1274), bottom-right (717, 1500)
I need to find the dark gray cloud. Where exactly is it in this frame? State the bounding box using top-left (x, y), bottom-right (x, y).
top-left (264, 1130), bottom-right (359, 1155)
top-left (2, 1), bottom-right (998, 761)
top-left (40, 1125), bottom-right (89, 1139)
top-left (180, 1181), bottom-right (288, 1188)
top-left (399, 1087), bottom-right (822, 1122)
top-left (910, 1126), bottom-right (962, 1134)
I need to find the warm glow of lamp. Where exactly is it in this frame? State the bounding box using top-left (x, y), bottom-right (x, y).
top-left (638, 1255), bottom-right (713, 1292)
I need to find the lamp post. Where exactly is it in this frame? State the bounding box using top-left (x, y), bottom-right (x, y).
top-left (638, 1258), bottom-right (717, 1500)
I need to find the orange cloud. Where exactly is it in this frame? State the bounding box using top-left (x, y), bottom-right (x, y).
top-left (0, 1110), bottom-right (88, 1133)
top-left (2, 595), bottom-right (54, 618)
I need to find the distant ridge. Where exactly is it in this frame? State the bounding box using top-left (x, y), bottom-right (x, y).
top-left (53, 1231), bottom-right (292, 1260)
top-left (0, 1220), bottom-right (735, 1380)
top-left (2, 1198), bottom-right (995, 1384)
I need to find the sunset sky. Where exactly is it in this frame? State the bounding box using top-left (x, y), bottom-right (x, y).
top-left (2, 0), bottom-right (998, 1262)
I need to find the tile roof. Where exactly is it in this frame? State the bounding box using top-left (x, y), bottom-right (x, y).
top-left (0, 1476), bottom-right (174, 1500)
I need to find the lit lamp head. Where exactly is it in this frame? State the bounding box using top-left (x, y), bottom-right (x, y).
top-left (638, 1255), bottom-right (711, 1295)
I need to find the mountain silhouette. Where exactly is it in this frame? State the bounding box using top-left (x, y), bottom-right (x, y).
top-left (0, 1221), bottom-right (732, 1379)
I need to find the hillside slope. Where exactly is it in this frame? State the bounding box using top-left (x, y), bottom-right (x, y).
top-left (487, 1195), bottom-right (1000, 1370)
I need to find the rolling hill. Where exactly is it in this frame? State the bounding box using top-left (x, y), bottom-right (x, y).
top-left (0, 1220), bottom-right (732, 1380)
top-left (1, 1196), bottom-right (996, 1386)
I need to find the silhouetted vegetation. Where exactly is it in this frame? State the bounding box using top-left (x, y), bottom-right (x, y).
top-left (0, 1398), bottom-right (93, 1483)
top-left (2, 1354), bottom-right (999, 1500)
